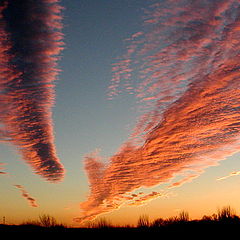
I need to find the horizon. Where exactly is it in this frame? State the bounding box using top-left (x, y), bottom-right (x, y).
top-left (0, 206), bottom-right (240, 228)
top-left (1, 205), bottom-right (239, 227)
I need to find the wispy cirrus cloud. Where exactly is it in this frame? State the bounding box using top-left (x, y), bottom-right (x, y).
top-left (0, 0), bottom-right (64, 182)
top-left (127, 191), bottom-right (169, 207)
top-left (167, 173), bottom-right (199, 189)
top-left (14, 184), bottom-right (38, 208)
top-left (217, 171), bottom-right (240, 181)
top-left (77, 0), bottom-right (240, 222)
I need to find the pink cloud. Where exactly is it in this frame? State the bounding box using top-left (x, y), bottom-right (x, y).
top-left (76, 0), bottom-right (240, 223)
top-left (0, 0), bottom-right (64, 182)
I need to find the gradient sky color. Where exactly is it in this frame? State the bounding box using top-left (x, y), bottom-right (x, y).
top-left (1, 0), bottom-right (240, 227)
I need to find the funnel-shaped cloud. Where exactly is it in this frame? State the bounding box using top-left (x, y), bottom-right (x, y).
top-left (0, 0), bottom-right (64, 181)
top-left (78, 0), bottom-right (240, 222)
top-left (14, 184), bottom-right (38, 208)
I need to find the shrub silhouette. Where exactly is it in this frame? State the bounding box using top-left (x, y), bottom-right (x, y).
top-left (151, 217), bottom-right (165, 227)
top-left (164, 216), bottom-right (179, 225)
top-left (178, 210), bottom-right (189, 222)
top-left (137, 214), bottom-right (150, 228)
top-left (87, 218), bottom-right (113, 228)
top-left (39, 214), bottom-right (58, 228)
top-left (201, 215), bottom-right (212, 222)
top-left (2, 206), bottom-right (240, 234)
top-left (21, 219), bottom-right (41, 226)
top-left (217, 206), bottom-right (236, 221)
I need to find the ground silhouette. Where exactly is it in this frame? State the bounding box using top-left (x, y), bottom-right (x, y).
top-left (1, 206), bottom-right (239, 237)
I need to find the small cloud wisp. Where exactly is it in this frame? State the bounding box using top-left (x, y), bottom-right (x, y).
top-left (14, 184), bottom-right (38, 208)
top-left (217, 171), bottom-right (240, 181)
top-left (0, 162), bottom-right (7, 175)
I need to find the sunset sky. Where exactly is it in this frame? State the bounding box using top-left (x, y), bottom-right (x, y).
top-left (1, 0), bottom-right (240, 227)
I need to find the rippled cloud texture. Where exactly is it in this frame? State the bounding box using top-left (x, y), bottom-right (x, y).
top-left (0, 0), bottom-right (64, 181)
top-left (78, 0), bottom-right (240, 222)
top-left (14, 184), bottom-right (38, 208)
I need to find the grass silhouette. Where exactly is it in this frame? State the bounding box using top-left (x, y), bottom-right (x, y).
top-left (137, 214), bottom-right (150, 228)
top-left (1, 206), bottom-right (240, 237)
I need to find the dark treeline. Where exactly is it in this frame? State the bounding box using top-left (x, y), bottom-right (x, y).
top-left (1, 206), bottom-right (240, 237)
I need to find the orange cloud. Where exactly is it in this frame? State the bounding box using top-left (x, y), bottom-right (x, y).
top-left (127, 191), bottom-right (168, 206)
top-left (0, 163), bottom-right (7, 175)
top-left (217, 171), bottom-right (240, 181)
top-left (76, 0), bottom-right (240, 223)
top-left (168, 174), bottom-right (199, 189)
top-left (0, 0), bottom-right (64, 182)
top-left (14, 184), bottom-right (38, 208)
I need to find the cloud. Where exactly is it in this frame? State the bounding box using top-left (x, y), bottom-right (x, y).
top-left (0, 0), bottom-right (64, 182)
top-left (217, 171), bottom-right (240, 181)
top-left (167, 173), bottom-right (199, 189)
top-left (0, 163), bottom-right (7, 175)
top-left (0, 128), bottom-right (10, 142)
top-left (14, 184), bottom-right (38, 208)
top-left (77, 0), bottom-right (240, 222)
top-left (127, 191), bottom-right (168, 207)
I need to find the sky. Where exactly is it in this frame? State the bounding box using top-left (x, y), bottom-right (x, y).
top-left (1, 0), bottom-right (240, 227)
